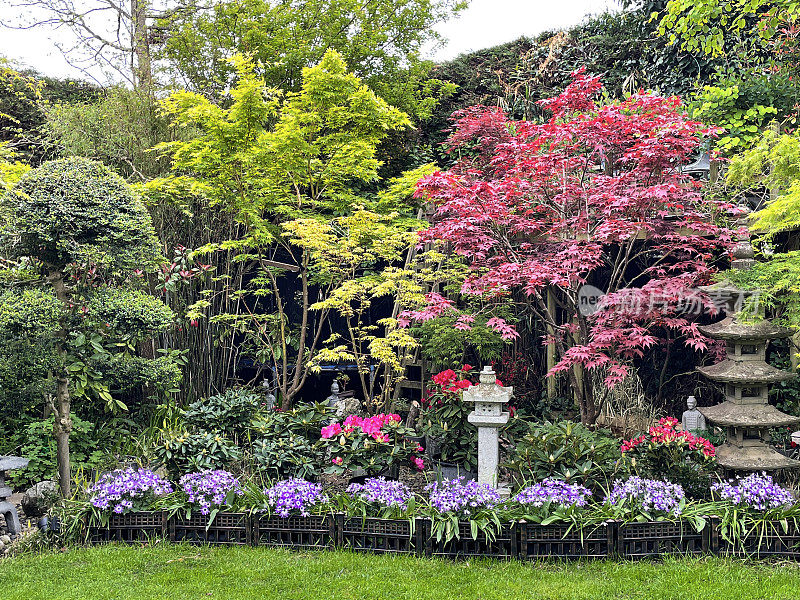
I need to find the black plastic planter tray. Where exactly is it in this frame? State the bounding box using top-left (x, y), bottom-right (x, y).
top-left (253, 513), bottom-right (334, 551)
top-left (718, 521), bottom-right (800, 558)
top-left (88, 510), bottom-right (168, 543)
top-left (336, 515), bottom-right (424, 555)
top-left (519, 522), bottom-right (614, 560)
top-left (424, 521), bottom-right (517, 559)
top-left (170, 512), bottom-right (250, 545)
top-left (619, 521), bottom-right (709, 558)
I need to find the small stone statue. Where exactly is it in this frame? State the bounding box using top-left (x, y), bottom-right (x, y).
top-left (261, 378), bottom-right (276, 411)
top-left (325, 381), bottom-right (341, 411)
top-left (325, 380), bottom-right (362, 420)
top-left (681, 395), bottom-right (706, 431)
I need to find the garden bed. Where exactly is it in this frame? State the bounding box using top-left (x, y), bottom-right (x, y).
top-left (170, 512), bottom-right (250, 545)
top-left (717, 520), bottom-right (800, 559)
top-left (617, 520), bottom-right (710, 558)
top-left (88, 511), bottom-right (167, 544)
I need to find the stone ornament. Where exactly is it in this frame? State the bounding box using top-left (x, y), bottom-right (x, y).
top-left (681, 396), bottom-right (706, 432)
top-left (463, 366), bottom-right (512, 491)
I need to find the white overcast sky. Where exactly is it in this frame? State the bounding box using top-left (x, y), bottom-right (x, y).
top-left (0, 0), bottom-right (622, 82)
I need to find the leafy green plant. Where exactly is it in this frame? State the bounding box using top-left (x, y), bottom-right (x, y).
top-left (504, 420), bottom-right (623, 491)
top-left (183, 388), bottom-right (263, 441)
top-left (8, 415), bottom-right (110, 491)
top-left (251, 402), bottom-right (333, 440)
top-left (413, 314), bottom-right (507, 369)
top-left (155, 430), bottom-right (241, 479)
top-left (319, 414), bottom-right (424, 477)
top-left (0, 156), bottom-right (165, 497)
top-left (419, 368), bottom-right (477, 472)
top-left (249, 403), bottom-right (332, 481)
top-left (251, 435), bottom-right (322, 482)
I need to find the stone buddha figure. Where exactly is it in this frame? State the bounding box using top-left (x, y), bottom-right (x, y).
top-left (681, 395), bottom-right (706, 432)
top-left (325, 380), bottom-right (362, 419)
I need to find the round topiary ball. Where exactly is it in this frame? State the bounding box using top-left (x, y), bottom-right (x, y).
top-left (2, 157), bottom-right (160, 272)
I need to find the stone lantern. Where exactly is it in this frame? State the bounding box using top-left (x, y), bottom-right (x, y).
top-left (697, 227), bottom-right (800, 473)
top-left (0, 456), bottom-right (29, 536)
top-left (463, 366), bottom-right (512, 490)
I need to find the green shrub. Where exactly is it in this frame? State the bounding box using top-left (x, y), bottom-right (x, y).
top-left (155, 430), bottom-right (242, 479)
top-left (249, 403), bottom-right (332, 481)
top-left (252, 435), bottom-right (322, 482)
top-left (503, 420), bottom-right (623, 490)
top-left (8, 415), bottom-right (110, 491)
top-left (183, 388), bottom-right (263, 441)
top-left (620, 418), bottom-right (717, 500)
top-left (2, 157), bottom-right (160, 272)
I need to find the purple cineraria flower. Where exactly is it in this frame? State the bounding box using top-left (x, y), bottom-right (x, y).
top-left (266, 479), bottom-right (328, 517)
top-left (88, 468), bottom-right (172, 515)
top-left (513, 478), bottom-right (591, 508)
top-left (179, 470), bottom-right (243, 515)
top-left (347, 477), bottom-right (412, 511)
top-left (426, 477), bottom-right (500, 517)
top-left (605, 476), bottom-right (685, 516)
top-left (712, 473), bottom-right (795, 511)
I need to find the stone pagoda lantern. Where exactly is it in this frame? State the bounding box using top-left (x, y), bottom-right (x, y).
top-left (463, 366), bottom-right (512, 490)
top-left (697, 230), bottom-right (800, 472)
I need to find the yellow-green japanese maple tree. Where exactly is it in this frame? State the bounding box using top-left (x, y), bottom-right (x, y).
top-left (150, 50), bottom-right (431, 407)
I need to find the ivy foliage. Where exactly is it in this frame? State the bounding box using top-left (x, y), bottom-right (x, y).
top-left (419, 6), bottom-right (723, 160)
top-left (658, 0), bottom-right (797, 57)
top-left (688, 73), bottom-right (799, 155)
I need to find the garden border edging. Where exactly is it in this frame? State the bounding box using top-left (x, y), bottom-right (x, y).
top-left (85, 512), bottom-right (800, 560)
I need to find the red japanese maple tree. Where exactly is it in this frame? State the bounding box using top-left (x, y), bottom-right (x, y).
top-left (404, 69), bottom-right (737, 424)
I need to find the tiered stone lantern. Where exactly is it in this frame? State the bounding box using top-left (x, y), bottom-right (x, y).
top-left (697, 232), bottom-right (800, 472)
top-left (463, 366), bottom-right (512, 490)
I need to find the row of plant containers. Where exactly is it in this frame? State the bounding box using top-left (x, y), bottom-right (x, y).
top-left (86, 510), bottom-right (800, 560)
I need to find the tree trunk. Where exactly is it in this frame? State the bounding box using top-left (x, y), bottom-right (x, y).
top-left (131, 0), bottom-right (153, 90)
top-left (53, 375), bottom-right (72, 498)
top-left (47, 269), bottom-right (73, 497)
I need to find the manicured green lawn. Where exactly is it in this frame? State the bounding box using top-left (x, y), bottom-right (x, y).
top-left (3, 545), bottom-right (800, 600)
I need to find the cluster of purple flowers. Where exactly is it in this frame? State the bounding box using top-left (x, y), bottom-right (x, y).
top-left (513, 479), bottom-right (591, 508)
top-left (712, 473), bottom-right (795, 511)
top-left (266, 478), bottom-right (329, 517)
top-left (179, 470), bottom-right (243, 515)
top-left (89, 467), bottom-right (172, 515)
top-left (347, 477), bottom-right (412, 510)
top-left (426, 477), bottom-right (500, 516)
top-left (606, 476), bottom-right (685, 516)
